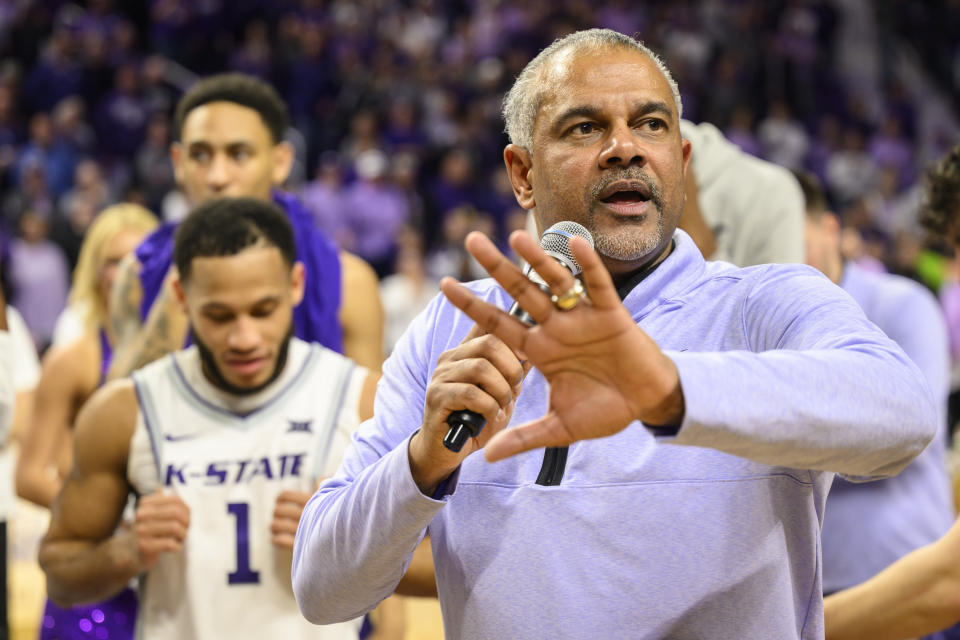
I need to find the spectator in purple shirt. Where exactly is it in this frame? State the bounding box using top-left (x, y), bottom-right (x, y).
top-left (341, 149), bottom-right (410, 277)
top-left (426, 146), bottom-right (480, 243)
top-left (723, 105), bottom-right (762, 158)
top-left (78, 28), bottom-right (115, 107)
top-left (134, 113), bottom-right (176, 214)
top-left (22, 28), bottom-right (84, 113)
top-left (95, 63), bottom-right (148, 159)
top-left (148, 0), bottom-right (192, 61)
top-left (229, 19), bottom-right (273, 81)
top-left (58, 158), bottom-right (112, 224)
top-left (140, 55), bottom-right (177, 116)
top-left (52, 96), bottom-right (95, 158)
top-left (869, 114), bottom-right (916, 188)
top-left (301, 152), bottom-right (348, 245)
top-left (4, 162), bottom-right (54, 225)
top-left (16, 112), bottom-right (77, 199)
top-left (339, 110), bottom-right (384, 167)
top-left (9, 210), bottom-right (69, 349)
top-left (382, 97), bottom-right (428, 157)
top-left (75, 0), bottom-right (123, 43)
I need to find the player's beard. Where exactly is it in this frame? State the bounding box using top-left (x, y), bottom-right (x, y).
top-left (194, 322), bottom-right (294, 396)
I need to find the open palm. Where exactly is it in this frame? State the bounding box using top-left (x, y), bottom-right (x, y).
top-left (440, 230), bottom-right (683, 462)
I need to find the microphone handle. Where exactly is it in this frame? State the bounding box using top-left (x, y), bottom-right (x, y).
top-left (442, 285), bottom-right (546, 453)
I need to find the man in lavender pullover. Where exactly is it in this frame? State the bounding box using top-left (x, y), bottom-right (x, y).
top-left (292, 29), bottom-right (936, 640)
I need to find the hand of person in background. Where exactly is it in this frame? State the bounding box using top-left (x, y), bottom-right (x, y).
top-left (271, 489), bottom-right (314, 549)
top-left (440, 230), bottom-right (685, 463)
top-left (133, 491), bottom-right (190, 570)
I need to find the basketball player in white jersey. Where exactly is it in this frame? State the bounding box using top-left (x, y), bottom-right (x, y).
top-left (38, 197), bottom-right (378, 639)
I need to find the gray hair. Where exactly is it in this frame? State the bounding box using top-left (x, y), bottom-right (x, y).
top-left (502, 29), bottom-right (683, 152)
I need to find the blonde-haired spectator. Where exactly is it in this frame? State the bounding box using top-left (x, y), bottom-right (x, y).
top-left (16, 202), bottom-right (157, 640)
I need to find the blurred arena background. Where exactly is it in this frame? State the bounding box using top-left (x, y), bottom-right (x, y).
top-left (1, 1), bottom-right (959, 638)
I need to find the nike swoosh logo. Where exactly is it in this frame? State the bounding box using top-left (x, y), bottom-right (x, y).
top-left (163, 433), bottom-right (199, 442)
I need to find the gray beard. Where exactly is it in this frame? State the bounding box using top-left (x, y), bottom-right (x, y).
top-left (587, 169), bottom-right (667, 261)
top-left (592, 213), bottom-right (664, 262)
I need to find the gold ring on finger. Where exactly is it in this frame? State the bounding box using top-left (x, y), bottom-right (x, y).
top-left (551, 279), bottom-right (589, 311)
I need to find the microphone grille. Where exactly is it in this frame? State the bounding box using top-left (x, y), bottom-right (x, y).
top-left (540, 221), bottom-right (595, 275)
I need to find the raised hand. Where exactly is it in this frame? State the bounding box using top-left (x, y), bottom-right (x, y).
top-left (134, 491), bottom-right (190, 570)
top-left (440, 230), bottom-right (685, 463)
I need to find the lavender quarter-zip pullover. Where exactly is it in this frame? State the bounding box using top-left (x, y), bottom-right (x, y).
top-left (293, 230), bottom-right (936, 640)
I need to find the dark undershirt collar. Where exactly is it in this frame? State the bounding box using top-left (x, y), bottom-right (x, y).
top-left (614, 240), bottom-right (676, 300)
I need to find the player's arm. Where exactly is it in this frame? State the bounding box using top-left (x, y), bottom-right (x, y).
top-left (339, 251), bottom-right (384, 372)
top-left (10, 388), bottom-right (34, 444)
top-left (825, 517), bottom-right (960, 640)
top-left (16, 339), bottom-right (94, 508)
top-left (39, 380), bottom-right (188, 605)
top-left (107, 258), bottom-right (188, 379)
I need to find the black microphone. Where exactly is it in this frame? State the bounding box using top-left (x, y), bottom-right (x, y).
top-left (442, 221), bottom-right (595, 452)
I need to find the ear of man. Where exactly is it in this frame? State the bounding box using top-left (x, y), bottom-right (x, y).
top-left (504, 144), bottom-right (535, 211)
top-left (271, 141), bottom-right (295, 187)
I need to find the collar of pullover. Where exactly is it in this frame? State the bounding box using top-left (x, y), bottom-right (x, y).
top-left (617, 229), bottom-right (706, 319)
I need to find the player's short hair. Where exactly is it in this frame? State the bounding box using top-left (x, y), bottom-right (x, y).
top-left (174, 72), bottom-right (288, 144)
top-left (174, 197), bottom-right (295, 282)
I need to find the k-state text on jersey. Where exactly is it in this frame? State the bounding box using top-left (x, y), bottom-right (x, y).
top-left (164, 452), bottom-right (306, 486)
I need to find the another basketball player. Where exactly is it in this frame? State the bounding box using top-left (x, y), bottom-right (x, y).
top-left (107, 73), bottom-right (384, 379)
top-left (39, 197), bottom-right (377, 639)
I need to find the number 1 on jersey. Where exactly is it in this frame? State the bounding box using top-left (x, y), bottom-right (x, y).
top-left (227, 502), bottom-right (260, 584)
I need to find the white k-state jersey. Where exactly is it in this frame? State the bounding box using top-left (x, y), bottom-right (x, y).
top-left (127, 338), bottom-right (367, 640)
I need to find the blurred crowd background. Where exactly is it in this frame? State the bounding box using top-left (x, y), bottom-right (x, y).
top-left (0, 1), bottom-right (958, 638)
top-left (0, 0), bottom-right (958, 354)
